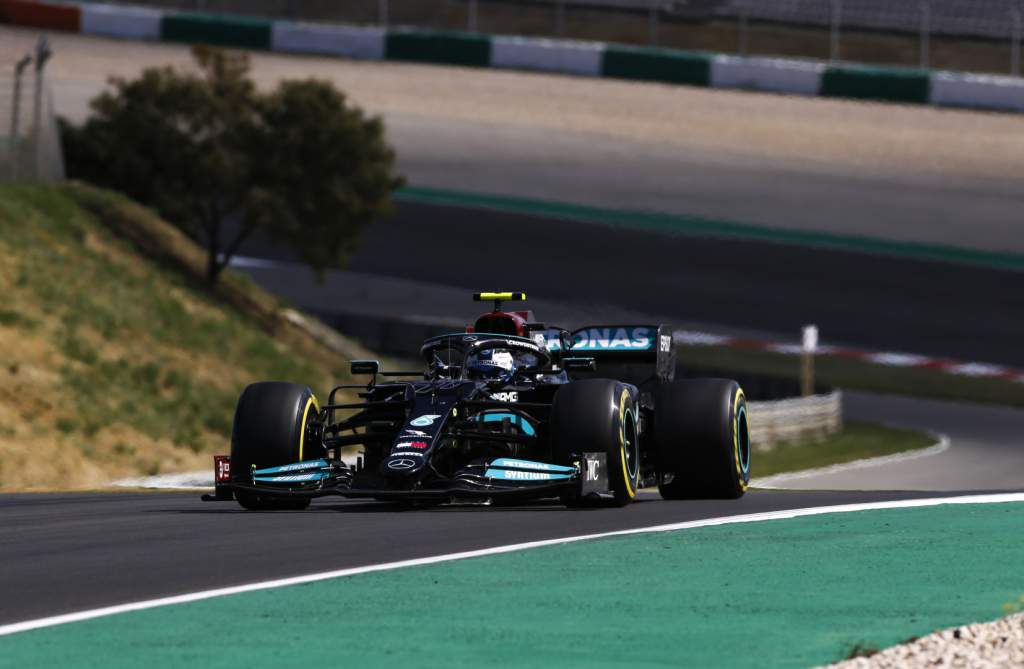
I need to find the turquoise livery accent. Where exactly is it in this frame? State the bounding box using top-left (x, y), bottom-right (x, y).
top-left (253, 471), bottom-right (330, 483)
top-left (484, 458), bottom-right (575, 481)
top-left (484, 468), bottom-right (572, 481)
top-left (477, 412), bottom-right (536, 436)
top-left (253, 459), bottom-right (328, 476)
top-left (489, 458), bottom-right (575, 473)
top-left (571, 326), bottom-right (657, 352)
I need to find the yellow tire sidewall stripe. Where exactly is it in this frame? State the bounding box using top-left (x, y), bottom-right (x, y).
top-left (732, 387), bottom-right (749, 492)
top-left (298, 394), bottom-right (320, 461)
top-left (619, 388), bottom-right (636, 498)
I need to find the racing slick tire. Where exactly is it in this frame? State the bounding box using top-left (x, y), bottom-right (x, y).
top-left (552, 379), bottom-right (640, 507)
top-left (230, 382), bottom-right (323, 511)
top-left (654, 378), bottom-right (750, 500)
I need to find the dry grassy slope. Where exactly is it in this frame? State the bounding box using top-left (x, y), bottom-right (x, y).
top-left (0, 183), bottom-right (366, 491)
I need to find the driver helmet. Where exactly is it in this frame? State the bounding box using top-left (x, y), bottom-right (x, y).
top-left (467, 348), bottom-right (515, 380)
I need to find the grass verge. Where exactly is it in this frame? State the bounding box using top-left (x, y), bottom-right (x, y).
top-left (0, 183), bottom-right (368, 491)
top-left (683, 344), bottom-right (1024, 409)
top-left (753, 420), bottom-right (937, 480)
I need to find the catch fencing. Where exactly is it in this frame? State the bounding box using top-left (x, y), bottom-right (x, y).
top-left (0, 37), bottom-right (64, 184)
top-left (71, 0), bottom-right (1024, 73)
top-left (7, 2), bottom-right (1024, 112)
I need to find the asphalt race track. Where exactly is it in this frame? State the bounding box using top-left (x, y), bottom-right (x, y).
top-left (4, 391), bottom-right (1021, 627)
top-left (1, 26), bottom-right (1020, 637)
top-left (16, 25), bottom-right (1024, 256)
top-left (0, 489), bottom-right (991, 626)
top-left (775, 391), bottom-right (1024, 491)
top-left (241, 199), bottom-right (1024, 367)
top-left (8, 25), bottom-right (1020, 363)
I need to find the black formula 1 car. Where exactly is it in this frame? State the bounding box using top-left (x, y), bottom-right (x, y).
top-left (206, 293), bottom-right (751, 509)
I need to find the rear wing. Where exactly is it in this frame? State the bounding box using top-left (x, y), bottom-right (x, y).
top-left (547, 325), bottom-right (676, 392)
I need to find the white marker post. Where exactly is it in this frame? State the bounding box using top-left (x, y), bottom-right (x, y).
top-left (801, 325), bottom-right (818, 396)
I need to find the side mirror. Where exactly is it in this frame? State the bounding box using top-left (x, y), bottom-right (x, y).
top-left (351, 360), bottom-right (380, 376)
top-left (562, 357), bottom-right (596, 372)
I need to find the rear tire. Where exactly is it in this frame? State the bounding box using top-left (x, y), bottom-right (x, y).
top-left (655, 379), bottom-right (750, 500)
top-left (230, 382), bottom-right (323, 511)
top-left (552, 379), bottom-right (640, 507)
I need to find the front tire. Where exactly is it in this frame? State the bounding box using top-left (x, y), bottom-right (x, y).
top-left (655, 379), bottom-right (750, 500)
top-left (230, 382), bottom-right (323, 511)
top-left (552, 379), bottom-right (640, 507)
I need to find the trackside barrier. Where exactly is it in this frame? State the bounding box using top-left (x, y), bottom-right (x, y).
top-left (820, 64), bottom-right (932, 104)
top-left (80, 3), bottom-right (161, 40)
top-left (385, 30), bottom-right (491, 68)
top-left (710, 55), bottom-right (824, 96)
top-left (930, 71), bottom-right (1024, 111)
top-left (160, 12), bottom-right (271, 50)
top-left (491, 36), bottom-right (603, 77)
top-left (0, 0), bottom-right (78, 31)
top-left (747, 391), bottom-right (843, 451)
top-left (4, 1), bottom-right (1024, 113)
top-left (271, 22), bottom-right (385, 60)
top-left (601, 45), bottom-right (711, 87)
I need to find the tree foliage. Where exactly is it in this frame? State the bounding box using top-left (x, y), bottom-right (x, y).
top-left (60, 46), bottom-right (403, 283)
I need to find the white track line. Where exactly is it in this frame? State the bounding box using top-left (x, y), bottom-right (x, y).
top-left (2, 491), bottom-right (1023, 637)
top-left (751, 433), bottom-right (951, 489)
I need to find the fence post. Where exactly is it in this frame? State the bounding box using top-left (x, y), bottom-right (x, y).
top-left (31, 36), bottom-right (51, 182)
top-left (1011, 8), bottom-right (1022, 77)
top-left (919, 1), bottom-right (930, 69)
top-left (801, 325), bottom-right (818, 397)
top-left (468, 0), bottom-right (478, 32)
top-left (378, 0), bottom-right (389, 27)
top-left (648, 1), bottom-right (659, 47)
top-left (738, 4), bottom-right (749, 56)
top-left (829, 0), bottom-right (841, 62)
top-left (8, 54), bottom-right (32, 181)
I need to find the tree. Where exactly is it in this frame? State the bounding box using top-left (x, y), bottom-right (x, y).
top-left (60, 46), bottom-right (402, 284)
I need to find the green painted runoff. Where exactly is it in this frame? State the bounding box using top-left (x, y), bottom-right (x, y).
top-left (3, 502), bottom-right (1022, 668)
top-left (395, 186), bottom-right (1024, 273)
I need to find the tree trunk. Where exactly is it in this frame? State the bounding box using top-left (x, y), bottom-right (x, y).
top-left (206, 245), bottom-right (225, 285)
top-left (205, 213), bottom-right (223, 285)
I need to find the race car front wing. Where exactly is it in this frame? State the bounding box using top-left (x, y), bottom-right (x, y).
top-left (203, 454), bottom-right (611, 503)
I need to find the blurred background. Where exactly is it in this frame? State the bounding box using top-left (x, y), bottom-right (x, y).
top-left (71, 0), bottom-right (1024, 73)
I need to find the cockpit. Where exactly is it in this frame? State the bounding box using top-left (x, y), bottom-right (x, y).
top-left (420, 334), bottom-right (552, 382)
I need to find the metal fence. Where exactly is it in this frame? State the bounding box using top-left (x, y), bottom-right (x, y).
top-left (713, 1), bottom-right (1023, 41)
top-left (76, 0), bottom-right (1024, 39)
top-left (721, 0), bottom-right (1024, 71)
top-left (0, 38), bottom-right (65, 184)
top-left (73, 0), bottom-right (1024, 73)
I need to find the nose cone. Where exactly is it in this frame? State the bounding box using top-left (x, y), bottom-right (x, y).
top-left (381, 454), bottom-right (426, 476)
